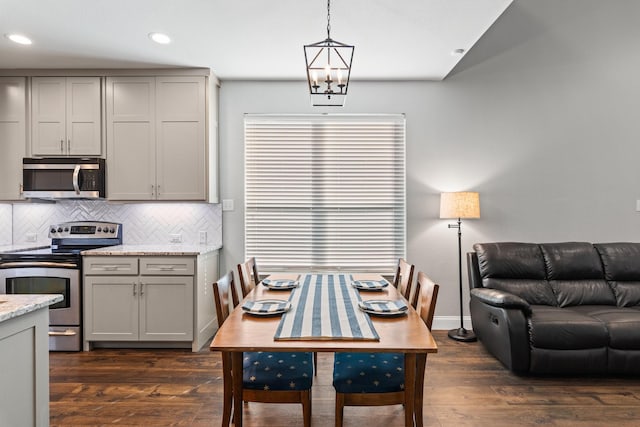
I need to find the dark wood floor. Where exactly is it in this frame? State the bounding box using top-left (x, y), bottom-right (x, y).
top-left (49, 330), bottom-right (640, 426)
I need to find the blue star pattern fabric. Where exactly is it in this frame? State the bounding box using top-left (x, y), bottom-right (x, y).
top-left (243, 351), bottom-right (313, 391)
top-left (332, 352), bottom-right (405, 393)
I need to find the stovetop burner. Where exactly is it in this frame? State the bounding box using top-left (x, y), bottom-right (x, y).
top-left (0, 221), bottom-right (123, 262)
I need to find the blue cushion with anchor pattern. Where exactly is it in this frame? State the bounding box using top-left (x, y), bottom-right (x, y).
top-left (333, 352), bottom-right (405, 393)
top-left (243, 351), bottom-right (313, 391)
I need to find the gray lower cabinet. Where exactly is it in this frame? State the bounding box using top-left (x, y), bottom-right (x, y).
top-left (83, 254), bottom-right (217, 351)
top-left (0, 306), bottom-right (50, 427)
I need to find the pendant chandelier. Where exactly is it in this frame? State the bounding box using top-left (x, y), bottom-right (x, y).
top-left (304, 0), bottom-right (354, 107)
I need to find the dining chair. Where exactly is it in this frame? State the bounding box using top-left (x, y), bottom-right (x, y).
top-left (393, 258), bottom-right (417, 308)
top-left (332, 271), bottom-right (439, 427)
top-left (237, 257), bottom-right (260, 298)
top-left (239, 263), bottom-right (319, 375)
top-left (212, 270), bottom-right (314, 427)
top-left (212, 271), bottom-right (237, 427)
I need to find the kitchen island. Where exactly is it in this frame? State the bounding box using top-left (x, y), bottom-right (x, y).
top-left (0, 294), bottom-right (63, 427)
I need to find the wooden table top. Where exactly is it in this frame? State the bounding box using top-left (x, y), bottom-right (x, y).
top-left (210, 273), bottom-right (438, 354)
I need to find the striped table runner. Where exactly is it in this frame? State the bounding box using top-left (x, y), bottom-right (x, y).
top-left (274, 274), bottom-right (379, 341)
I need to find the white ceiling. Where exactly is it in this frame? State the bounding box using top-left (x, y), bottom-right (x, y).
top-left (0, 0), bottom-right (512, 80)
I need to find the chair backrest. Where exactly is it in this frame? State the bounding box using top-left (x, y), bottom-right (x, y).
top-left (416, 271), bottom-right (439, 330)
top-left (237, 257), bottom-right (260, 297)
top-left (393, 258), bottom-right (415, 302)
top-left (213, 270), bottom-right (238, 328)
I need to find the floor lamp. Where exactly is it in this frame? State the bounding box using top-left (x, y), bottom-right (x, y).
top-left (440, 191), bottom-right (480, 342)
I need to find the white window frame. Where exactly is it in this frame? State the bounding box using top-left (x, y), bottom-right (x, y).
top-left (244, 114), bottom-right (406, 274)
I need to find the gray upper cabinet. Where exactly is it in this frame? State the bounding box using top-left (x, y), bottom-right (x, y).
top-left (105, 76), bottom-right (156, 200)
top-left (31, 77), bottom-right (101, 156)
top-left (106, 75), bottom-right (208, 201)
top-left (0, 77), bottom-right (26, 200)
top-left (0, 68), bottom-right (217, 202)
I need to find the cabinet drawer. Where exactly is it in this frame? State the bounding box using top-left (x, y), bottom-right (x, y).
top-left (84, 257), bottom-right (139, 275)
top-left (140, 257), bottom-right (195, 276)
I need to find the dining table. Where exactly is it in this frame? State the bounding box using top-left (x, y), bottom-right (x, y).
top-left (209, 272), bottom-right (438, 427)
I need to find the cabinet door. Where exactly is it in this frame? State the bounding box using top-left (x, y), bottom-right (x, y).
top-left (66, 77), bottom-right (101, 156)
top-left (106, 77), bottom-right (156, 200)
top-left (139, 276), bottom-right (194, 341)
top-left (156, 76), bottom-right (206, 200)
top-left (31, 77), bottom-right (66, 156)
top-left (0, 77), bottom-right (26, 200)
top-left (84, 276), bottom-right (139, 341)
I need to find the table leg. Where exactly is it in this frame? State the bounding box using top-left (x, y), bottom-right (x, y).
top-left (414, 353), bottom-right (427, 427)
top-left (404, 353), bottom-right (416, 427)
top-left (221, 351), bottom-right (233, 426)
top-left (232, 351), bottom-right (244, 427)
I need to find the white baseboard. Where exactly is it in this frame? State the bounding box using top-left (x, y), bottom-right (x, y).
top-left (431, 315), bottom-right (473, 331)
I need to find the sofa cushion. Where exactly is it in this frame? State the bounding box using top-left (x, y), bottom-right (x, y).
top-left (550, 279), bottom-right (616, 307)
top-left (540, 242), bottom-right (604, 280)
top-left (528, 306), bottom-right (609, 349)
top-left (581, 307), bottom-right (640, 350)
top-left (475, 242), bottom-right (546, 279)
top-left (484, 278), bottom-right (556, 306)
top-left (607, 282), bottom-right (640, 307)
top-left (475, 243), bottom-right (556, 305)
top-left (594, 243), bottom-right (640, 307)
top-left (594, 243), bottom-right (640, 280)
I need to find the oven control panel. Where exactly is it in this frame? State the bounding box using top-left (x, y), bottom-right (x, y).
top-left (48, 221), bottom-right (122, 239)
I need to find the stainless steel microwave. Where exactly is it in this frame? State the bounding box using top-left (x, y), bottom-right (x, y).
top-left (22, 157), bottom-right (106, 199)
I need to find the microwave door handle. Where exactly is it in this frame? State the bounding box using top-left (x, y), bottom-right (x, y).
top-left (72, 165), bottom-right (81, 195)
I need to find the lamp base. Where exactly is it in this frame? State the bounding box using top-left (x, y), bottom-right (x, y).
top-left (448, 327), bottom-right (477, 342)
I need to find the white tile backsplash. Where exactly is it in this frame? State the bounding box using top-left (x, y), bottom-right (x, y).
top-left (10, 200), bottom-right (222, 247)
top-left (0, 204), bottom-right (12, 245)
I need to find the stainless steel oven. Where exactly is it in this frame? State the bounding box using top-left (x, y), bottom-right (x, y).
top-left (0, 258), bottom-right (81, 350)
top-left (0, 221), bottom-right (122, 351)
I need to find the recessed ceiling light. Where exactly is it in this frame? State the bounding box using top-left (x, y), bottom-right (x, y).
top-left (5, 33), bottom-right (32, 45)
top-left (452, 48), bottom-right (466, 55)
top-left (149, 32), bottom-right (171, 44)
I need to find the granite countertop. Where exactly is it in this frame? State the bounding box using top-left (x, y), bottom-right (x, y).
top-left (0, 294), bottom-right (64, 323)
top-left (81, 244), bottom-right (222, 256)
top-left (0, 243), bottom-right (50, 254)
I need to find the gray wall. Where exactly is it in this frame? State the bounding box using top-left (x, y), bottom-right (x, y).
top-left (218, 0), bottom-right (640, 328)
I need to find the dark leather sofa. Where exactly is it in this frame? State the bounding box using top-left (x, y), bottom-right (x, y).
top-left (467, 242), bottom-right (640, 374)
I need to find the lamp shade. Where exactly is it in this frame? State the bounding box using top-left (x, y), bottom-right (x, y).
top-left (439, 192), bottom-right (480, 219)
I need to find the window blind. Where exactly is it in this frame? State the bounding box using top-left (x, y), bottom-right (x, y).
top-left (244, 114), bottom-right (406, 274)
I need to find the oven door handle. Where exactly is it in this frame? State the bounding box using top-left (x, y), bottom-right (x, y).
top-left (72, 164), bottom-right (81, 195)
top-left (1, 261), bottom-right (78, 269)
top-left (49, 329), bottom-right (77, 337)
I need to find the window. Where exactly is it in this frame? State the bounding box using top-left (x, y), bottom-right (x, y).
top-left (244, 114), bottom-right (406, 273)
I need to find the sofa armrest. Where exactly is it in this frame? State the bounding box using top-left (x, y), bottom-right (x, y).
top-left (470, 288), bottom-right (532, 316)
top-left (470, 288), bottom-right (532, 373)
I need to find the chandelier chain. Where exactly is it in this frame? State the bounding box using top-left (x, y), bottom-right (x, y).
top-left (327, 0), bottom-right (331, 39)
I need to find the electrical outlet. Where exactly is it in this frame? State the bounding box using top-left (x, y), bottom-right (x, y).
top-left (170, 233), bottom-right (182, 243)
top-left (26, 233), bottom-right (37, 242)
top-left (199, 231), bottom-right (208, 245)
top-left (222, 199), bottom-right (235, 211)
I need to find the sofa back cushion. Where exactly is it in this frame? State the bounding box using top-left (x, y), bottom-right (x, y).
top-left (474, 242), bottom-right (556, 305)
top-left (540, 242), bottom-right (604, 280)
top-left (595, 243), bottom-right (640, 307)
top-left (550, 280), bottom-right (616, 307)
top-left (540, 242), bottom-right (614, 307)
